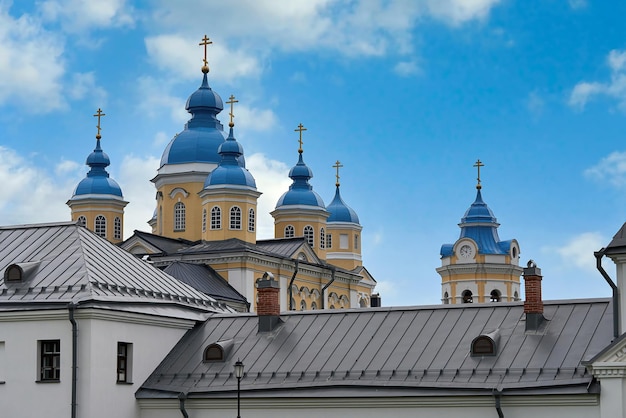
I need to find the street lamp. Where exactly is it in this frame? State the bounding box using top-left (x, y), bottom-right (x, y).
top-left (234, 359), bottom-right (244, 418)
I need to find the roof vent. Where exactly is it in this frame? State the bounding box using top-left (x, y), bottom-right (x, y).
top-left (4, 262), bottom-right (41, 283)
top-left (471, 329), bottom-right (500, 356)
top-left (203, 339), bottom-right (234, 362)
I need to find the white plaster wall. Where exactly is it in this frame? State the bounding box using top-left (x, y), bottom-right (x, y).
top-left (227, 268), bottom-right (256, 312)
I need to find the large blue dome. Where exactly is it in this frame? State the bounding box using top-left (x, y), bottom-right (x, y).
top-left (204, 127), bottom-right (256, 188)
top-left (327, 186), bottom-right (359, 223)
top-left (72, 138), bottom-right (123, 198)
top-left (160, 72), bottom-right (226, 167)
top-left (275, 153), bottom-right (325, 208)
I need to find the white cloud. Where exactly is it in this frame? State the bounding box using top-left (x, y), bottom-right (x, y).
top-left (153, 131), bottom-right (170, 147)
top-left (584, 151), bottom-right (626, 187)
top-left (246, 153), bottom-right (291, 239)
top-left (554, 232), bottom-right (605, 273)
top-left (234, 105), bottom-right (278, 133)
top-left (117, 155), bottom-right (160, 237)
top-left (393, 60), bottom-right (421, 77)
top-left (136, 76), bottom-right (188, 124)
top-left (426, 0), bottom-right (501, 25)
top-left (39, 0), bottom-right (134, 32)
top-left (67, 72), bottom-right (108, 105)
top-left (568, 49), bottom-right (626, 112)
top-left (0, 5), bottom-right (66, 112)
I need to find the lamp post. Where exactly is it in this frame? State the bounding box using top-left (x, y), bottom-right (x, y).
top-left (234, 359), bottom-right (244, 418)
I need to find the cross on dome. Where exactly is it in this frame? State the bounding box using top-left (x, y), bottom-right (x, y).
top-left (473, 159), bottom-right (484, 190)
top-left (94, 108), bottom-right (105, 139)
top-left (226, 94), bottom-right (238, 128)
top-left (333, 160), bottom-right (343, 187)
top-left (295, 123), bottom-right (307, 153)
top-left (199, 35), bottom-right (213, 73)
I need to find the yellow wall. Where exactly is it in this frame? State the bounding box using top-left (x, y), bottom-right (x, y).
top-left (156, 181), bottom-right (205, 241)
top-left (273, 212), bottom-right (329, 260)
top-left (200, 190), bottom-right (260, 244)
top-left (70, 202), bottom-right (126, 244)
top-left (326, 224), bottom-right (362, 270)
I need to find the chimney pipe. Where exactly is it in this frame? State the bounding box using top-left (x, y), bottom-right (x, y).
top-left (256, 272), bottom-right (282, 332)
top-left (523, 260), bottom-right (545, 331)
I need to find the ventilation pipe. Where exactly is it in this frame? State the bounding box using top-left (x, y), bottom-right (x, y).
top-left (595, 249), bottom-right (620, 338)
top-left (320, 266), bottom-right (336, 310)
top-left (288, 260), bottom-right (299, 311)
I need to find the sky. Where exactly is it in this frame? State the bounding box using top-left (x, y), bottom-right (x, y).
top-left (1, 0), bottom-right (626, 307)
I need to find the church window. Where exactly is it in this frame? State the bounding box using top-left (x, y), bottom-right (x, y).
top-left (39, 340), bottom-right (60, 381)
top-left (462, 290), bottom-right (473, 303)
top-left (285, 225), bottom-right (295, 238)
top-left (248, 208), bottom-right (255, 232)
top-left (114, 217), bottom-right (122, 240)
top-left (202, 209), bottom-right (207, 232)
top-left (443, 291), bottom-right (450, 304)
top-left (355, 234), bottom-right (359, 249)
top-left (95, 215), bottom-right (106, 238)
top-left (304, 225), bottom-right (314, 247)
top-left (174, 202), bottom-right (185, 231)
top-left (311, 301), bottom-right (317, 310)
top-left (300, 300), bottom-right (307, 311)
top-left (77, 216), bottom-right (86, 227)
top-left (320, 228), bottom-right (326, 249)
top-left (514, 291), bottom-right (519, 301)
top-left (339, 234), bottom-right (348, 249)
top-left (327, 233), bottom-right (332, 249)
top-left (490, 289), bottom-right (501, 302)
top-left (230, 206), bottom-right (242, 230)
top-left (211, 207), bottom-right (221, 230)
top-left (117, 342), bottom-right (133, 383)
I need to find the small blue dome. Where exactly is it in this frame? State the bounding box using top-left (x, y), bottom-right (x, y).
top-left (461, 189), bottom-right (497, 224)
top-left (72, 138), bottom-right (123, 198)
top-left (160, 73), bottom-right (226, 167)
top-left (204, 127), bottom-right (256, 188)
top-left (327, 186), bottom-right (359, 223)
top-left (275, 153), bottom-right (325, 208)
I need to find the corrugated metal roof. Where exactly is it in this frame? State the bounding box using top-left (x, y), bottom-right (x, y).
top-left (0, 223), bottom-right (231, 313)
top-left (163, 262), bottom-right (247, 303)
top-left (127, 230), bottom-right (195, 254)
top-left (138, 298), bottom-right (612, 398)
top-left (256, 237), bottom-right (308, 258)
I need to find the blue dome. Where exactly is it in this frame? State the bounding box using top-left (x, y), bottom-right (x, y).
top-left (204, 127), bottom-right (256, 188)
top-left (327, 186), bottom-right (359, 223)
top-left (72, 138), bottom-right (123, 198)
top-left (440, 189), bottom-right (509, 256)
top-left (276, 153), bottom-right (325, 208)
top-left (160, 73), bottom-right (226, 167)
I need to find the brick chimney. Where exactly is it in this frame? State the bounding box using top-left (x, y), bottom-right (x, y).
top-left (256, 272), bottom-right (282, 332)
top-left (523, 260), bottom-right (545, 331)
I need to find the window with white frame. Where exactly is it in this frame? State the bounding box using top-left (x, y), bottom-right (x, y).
top-left (114, 217), bottom-right (122, 240)
top-left (326, 233), bottom-right (332, 249)
top-left (95, 215), bottom-right (106, 238)
top-left (339, 233), bottom-right (348, 249)
top-left (202, 209), bottom-right (207, 232)
top-left (117, 342), bottom-right (133, 383)
top-left (304, 225), bottom-right (314, 247)
top-left (230, 206), bottom-right (242, 229)
top-left (285, 225), bottom-right (294, 238)
top-left (320, 228), bottom-right (326, 249)
top-left (174, 202), bottom-right (186, 231)
top-left (355, 234), bottom-right (359, 249)
top-left (211, 206), bottom-right (221, 230)
top-left (77, 216), bottom-right (86, 227)
top-left (248, 208), bottom-right (255, 232)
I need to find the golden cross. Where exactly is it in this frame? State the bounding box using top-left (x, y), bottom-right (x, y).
top-left (93, 108), bottom-right (105, 139)
top-left (226, 94), bottom-right (238, 128)
top-left (333, 160), bottom-right (343, 187)
top-left (199, 35), bottom-right (213, 72)
top-left (295, 123), bottom-right (307, 153)
top-left (473, 159), bottom-right (484, 189)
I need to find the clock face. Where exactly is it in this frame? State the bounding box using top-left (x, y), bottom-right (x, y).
top-left (459, 244), bottom-right (473, 258)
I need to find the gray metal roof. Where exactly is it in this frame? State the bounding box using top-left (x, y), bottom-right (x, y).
top-left (0, 222), bottom-right (230, 313)
top-left (604, 222), bottom-right (626, 254)
top-left (124, 230), bottom-right (195, 255)
top-left (163, 261), bottom-right (247, 304)
top-left (138, 298), bottom-right (612, 398)
top-left (256, 237), bottom-right (310, 258)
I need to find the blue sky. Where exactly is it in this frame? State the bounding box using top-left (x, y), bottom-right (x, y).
top-left (1, 0), bottom-right (625, 306)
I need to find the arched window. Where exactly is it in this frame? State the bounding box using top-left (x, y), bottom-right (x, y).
top-left (211, 206), bottom-right (221, 230)
top-left (326, 233), bottom-right (332, 249)
top-left (304, 225), bottom-right (314, 247)
top-left (443, 291), bottom-right (450, 304)
top-left (204, 344), bottom-right (224, 361)
top-left (285, 225), bottom-right (294, 238)
top-left (230, 206), bottom-right (241, 230)
top-left (248, 208), bottom-right (255, 232)
top-left (311, 301), bottom-right (317, 310)
top-left (202, 209), bottom-right (207, 232)
top-left (320, 228), bottom-right (326, 249)
top-left (94, 215), bottom-right (106, 238)
top-left (462, 290), bottom-right (473, 304)
top-left (114, 217), bottom-right (122, 240)
top-left (490, 289), bottom-right (501, 302)
top-left (300, 300), bottom-right (307, 311)
top-left (514, 291), bottom-right (519, 301)
top-left (355, 234), bottom-right (359, 249)
top-left (174, 202), bottom-right (185, 231)
top-left (77, 216), bottom-right (86, 227)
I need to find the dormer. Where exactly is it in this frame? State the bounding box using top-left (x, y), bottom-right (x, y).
top-left (4, 261), bottom-right (41, 283)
